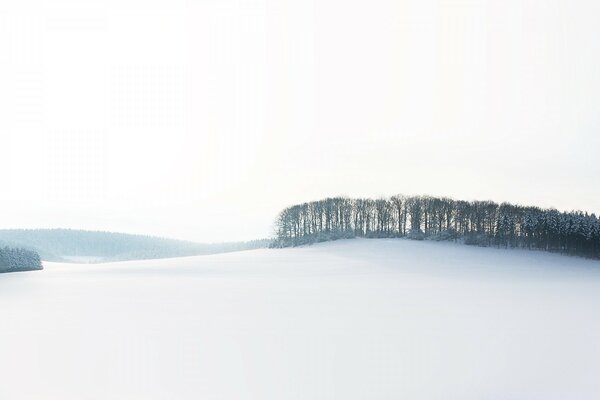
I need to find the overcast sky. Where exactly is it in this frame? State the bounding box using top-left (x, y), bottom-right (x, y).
top-left (1, 0), bottom-right (599, 242)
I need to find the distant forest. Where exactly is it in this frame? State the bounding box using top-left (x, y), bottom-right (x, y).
top-left (272, 195), bottom-right (600, 259)
top-left (0, 229), bottom-right (270, 263)
top-left (0, 247), bottom-right (42, 273)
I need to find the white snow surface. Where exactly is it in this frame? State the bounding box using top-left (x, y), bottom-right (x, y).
top-left (1, 238), bottom-right (600, 400)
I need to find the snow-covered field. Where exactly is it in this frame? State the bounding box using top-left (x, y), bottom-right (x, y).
top-left (1, 239), bottom-right (600, 400)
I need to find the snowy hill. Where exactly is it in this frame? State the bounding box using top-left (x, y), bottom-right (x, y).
top-left (1, 239), bottom-right (599, 399)
top-left (0, 229), bottom-right (269, 262)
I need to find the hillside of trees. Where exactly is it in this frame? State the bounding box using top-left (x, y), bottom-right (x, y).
top-left (0, 247), bottom-right (43, 273)
top-left (0, 229), bottom-right (269, 263)
top-left (272, 195), bottom-right (600, 259)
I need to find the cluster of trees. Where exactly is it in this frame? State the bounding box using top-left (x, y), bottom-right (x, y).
top-left (0, 247), bottom-right (42, 273)
top-left (272, 195), bottom-right (600, 259)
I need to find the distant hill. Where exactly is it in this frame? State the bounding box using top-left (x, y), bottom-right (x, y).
top-left (0, 229), bottom-right (270, 263)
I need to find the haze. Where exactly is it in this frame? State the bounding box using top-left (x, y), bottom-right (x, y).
top-left (1, 0), bottom-right (598, 242)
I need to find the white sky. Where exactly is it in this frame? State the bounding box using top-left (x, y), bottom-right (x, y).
top-left (1, 0), bottom-right (599, 242)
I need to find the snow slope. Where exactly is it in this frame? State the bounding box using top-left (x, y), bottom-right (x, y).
top-left (1, 239), bottom-right (600, 400)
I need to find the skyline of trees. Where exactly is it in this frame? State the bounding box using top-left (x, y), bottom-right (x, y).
top-left (272, 195), bottom-right (600, 259)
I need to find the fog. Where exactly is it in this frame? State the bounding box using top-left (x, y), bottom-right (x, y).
top-left (1, 0), bottom-right (599, 242)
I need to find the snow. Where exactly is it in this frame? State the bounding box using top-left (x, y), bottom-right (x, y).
top-left (1, 238), bottom-right (600, 399)
top-left (61, 255), bottom-right (107, 263)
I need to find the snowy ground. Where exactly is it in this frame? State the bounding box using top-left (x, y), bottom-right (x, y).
top-left (1, 239), bottom-right (600, 400)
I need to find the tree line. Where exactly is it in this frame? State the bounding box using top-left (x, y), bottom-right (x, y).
top-left (272, 195), bottom-right (600, 259)
top-left (0, 247), bottom-right (43, 273)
